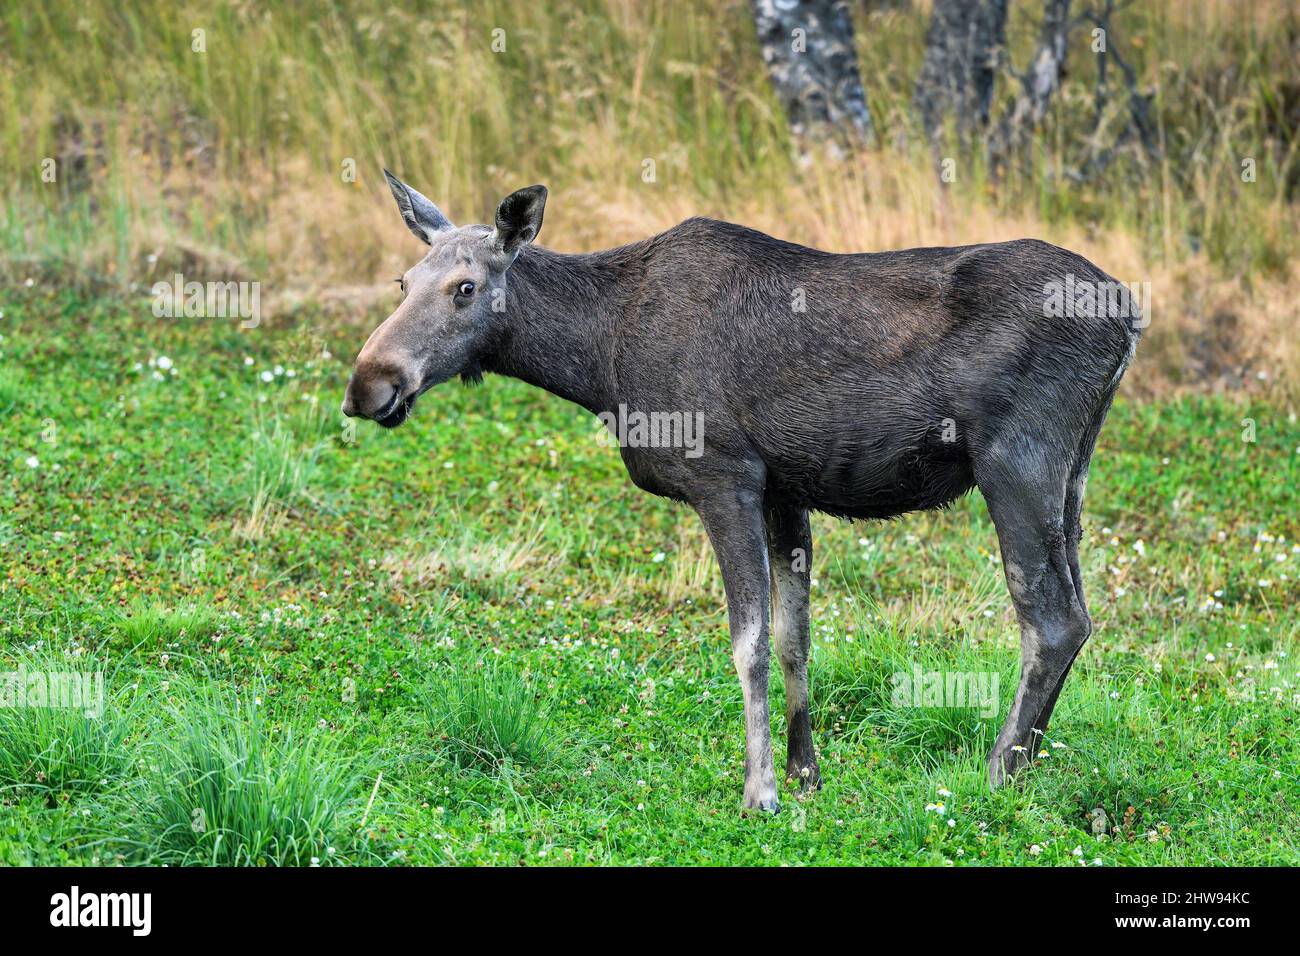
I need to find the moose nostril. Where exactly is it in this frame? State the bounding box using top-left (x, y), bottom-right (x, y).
top-left (370, 384), bottom-right (400, 419)
top-left (341, 391), bottom-right (359, 418)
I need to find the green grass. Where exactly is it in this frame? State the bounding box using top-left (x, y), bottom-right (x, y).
top-left (422, 659), bottom-right (555, 771)
top-left (240, 404), bottom-right (332, 537)
top-left (0, 286), bottom-right (1297, 865)
top-left (113, 598), bottom-right (218, 649)
top-left (122, 681), bottom-right (377, 866)
top-left (0, 648), bottom-right (135, 797)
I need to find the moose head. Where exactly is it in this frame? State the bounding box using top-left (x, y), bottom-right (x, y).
top-left (341, 170), bottom-right (546, 427)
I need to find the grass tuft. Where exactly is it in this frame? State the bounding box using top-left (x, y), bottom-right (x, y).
top-left (240, 406), bottom-right (329, 538)
top-left (114, 599), bottom-right (217, 648)
top-left (422, 660), bottom-right (554, 771)
top-left (133, 683), bottom-right (371, 866)
top-left (0, 367), bottom-right (21, 414)
top-left (0, 649), bottom-right (136, 797)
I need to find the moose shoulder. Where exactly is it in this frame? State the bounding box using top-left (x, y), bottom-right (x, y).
top-left (344, 172), bottom-right (1141, 812)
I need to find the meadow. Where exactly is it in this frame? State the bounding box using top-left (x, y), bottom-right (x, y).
top-left (0, 0), bottom-right (1298, 865)
top-left (0, 285), bottom-right (1296, 865)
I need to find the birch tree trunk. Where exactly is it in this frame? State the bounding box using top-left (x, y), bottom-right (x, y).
top-left (989, 0), bottom-right (1073, 171)
top-left (912, 0), bottom-right (1009, 139)
top-left (750, 0), bottom-right (873, 145)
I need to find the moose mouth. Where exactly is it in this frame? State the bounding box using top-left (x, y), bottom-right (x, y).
top-left (365, 366), bottom-right (453, 429)
top-left (374, 391), bottom-right (415, 428)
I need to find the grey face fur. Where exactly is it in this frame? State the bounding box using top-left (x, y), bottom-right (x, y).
top-left (341, 171), bottom-right (545, 426)
top-left (345, 172), bottom-right (1141, 812)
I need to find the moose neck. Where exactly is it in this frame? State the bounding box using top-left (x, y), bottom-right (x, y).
top-left (483, 242), bottom-right (641, 414)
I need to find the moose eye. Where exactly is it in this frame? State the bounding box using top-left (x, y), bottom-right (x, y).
top-left (456, 280), bottom-right (476, 297)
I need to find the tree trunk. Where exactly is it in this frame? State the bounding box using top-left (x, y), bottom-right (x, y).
top-left (988, 0), bottom-right (1072, 173)
top-left (751, 0), bottom-right (874, 145)
top-left (912, 0), bottom-right (1009, 139)
top-left (1023, 0), bottom-right (1072, 126)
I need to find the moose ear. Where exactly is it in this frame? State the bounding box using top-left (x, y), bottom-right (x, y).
top-left (383, 168), bottom-right (453, 244)
top-left (489, 185), bottom-right (547, 262)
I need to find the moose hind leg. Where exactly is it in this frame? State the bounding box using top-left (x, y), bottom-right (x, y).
top-left (1027, 455), bottom-right (1097, 738)
top-left (765, 501), bottom-right (820, 791)
top-left (978, 450), bottom-right (1092, 788)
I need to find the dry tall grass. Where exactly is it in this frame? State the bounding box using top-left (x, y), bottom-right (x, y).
top-left (1, 1), bottom-right (1296, 393)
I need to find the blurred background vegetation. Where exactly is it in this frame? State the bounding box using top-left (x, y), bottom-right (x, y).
top-left (1, 0), bottom-right (1296, 394)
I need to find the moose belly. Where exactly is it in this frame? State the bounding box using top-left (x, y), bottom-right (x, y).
top-left (768, 433), bottom-right (977, 521)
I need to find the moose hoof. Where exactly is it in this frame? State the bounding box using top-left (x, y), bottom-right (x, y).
top-left (742, 782), bottom-right (781, 814)
top-left (786, 760), bottom-right (822, 793)
top-left (742, 796), bottom-right (781, 815)
top-left (987, 745), bottom-right (1034, 789)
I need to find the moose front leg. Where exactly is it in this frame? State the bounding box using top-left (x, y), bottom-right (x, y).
top-left (695, 488), bottom-right (779, 812)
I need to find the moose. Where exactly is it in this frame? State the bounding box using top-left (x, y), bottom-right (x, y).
top-left (343, 171), bottom-right (1140, 811)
